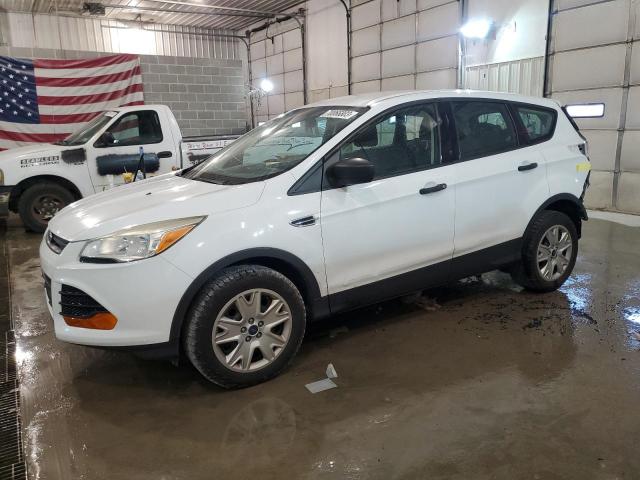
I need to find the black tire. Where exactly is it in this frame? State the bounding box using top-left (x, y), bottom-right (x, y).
top-left (183, 265), bottom-right (306, 389)
top-left (18, 182), bottom-right (75, 233)
top-left (511, 210), bottom-right (578, 293)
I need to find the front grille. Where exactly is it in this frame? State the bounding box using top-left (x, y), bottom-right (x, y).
top-left (42, 274), bottom-right (52, 306)
top-left (45, 231), bottom-right (68, 255)
top-left (59, 285), bottom-right (107, 319)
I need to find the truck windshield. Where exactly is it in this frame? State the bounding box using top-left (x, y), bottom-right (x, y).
top-left (56, 112), bottom-right (116, 146)
top-left (183, 106), bottom-right (367, 185)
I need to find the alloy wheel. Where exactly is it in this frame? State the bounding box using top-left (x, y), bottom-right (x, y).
top-left (536, 225), bottom-right (573, 281)
top-left (212, 289), bottom-right (292, 372)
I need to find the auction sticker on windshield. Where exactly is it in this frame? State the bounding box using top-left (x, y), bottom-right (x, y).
top-left (320, 109), bottom-right (359, 119)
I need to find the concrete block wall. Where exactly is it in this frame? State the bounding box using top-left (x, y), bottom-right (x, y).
top-left (139, 55), bottom-right (248, 136)
top-left (0, 45), bottom-right (249, 137)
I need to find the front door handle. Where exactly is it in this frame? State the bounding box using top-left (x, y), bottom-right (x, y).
top-left (419, 183), bottom-right (447, 195)
top-left (157, 151), bottom-right (173, 158)
top-left (518, 162), bottom-right (538, 172)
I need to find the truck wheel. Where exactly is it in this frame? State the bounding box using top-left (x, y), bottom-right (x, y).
top-left (510, 210), bottom-right (578, 293)
top-left (184, 265), bottom-right (306, 389)
top-left (18, 182), bottom-right (75, 233)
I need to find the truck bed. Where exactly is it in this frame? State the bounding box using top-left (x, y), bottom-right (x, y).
top-left (182, 134), bottom-right (241, 166)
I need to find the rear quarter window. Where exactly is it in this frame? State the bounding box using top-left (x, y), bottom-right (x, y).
top-left (514, 105), bottom-right (556, 144)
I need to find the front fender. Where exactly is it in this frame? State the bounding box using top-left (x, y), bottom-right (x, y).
top-left (0, 146), bottom-right (94, 198)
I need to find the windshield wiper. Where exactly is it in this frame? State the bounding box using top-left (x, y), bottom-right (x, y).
top-left (54, 140), bottom-right (69, 146)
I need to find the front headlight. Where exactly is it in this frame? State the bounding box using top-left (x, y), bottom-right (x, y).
top-left (80, 216), bottom-right (205, 263)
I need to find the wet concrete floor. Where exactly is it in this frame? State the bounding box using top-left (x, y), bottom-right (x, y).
top-left (2, 215), bottom-right (640, 479)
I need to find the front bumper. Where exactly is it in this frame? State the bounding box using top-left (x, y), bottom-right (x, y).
top-left (39, 235), bottom-right (194, 349)
top-left (0, 186), bottom-right (12, 217)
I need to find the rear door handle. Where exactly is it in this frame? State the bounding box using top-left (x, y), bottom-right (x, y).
top-left (157, 151), bottom-right (173, 158)
top-left (419, 183), bottom-right (447, 195)
top-left (518, 162), bottom-right (538, 172)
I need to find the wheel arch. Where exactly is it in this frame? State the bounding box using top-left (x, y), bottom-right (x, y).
top-left (531, 193), bottom-right (587, 238)
top-left (9, 174), bottom-right (82, 212)
top-left (170, 248), bottom-right (326, 343)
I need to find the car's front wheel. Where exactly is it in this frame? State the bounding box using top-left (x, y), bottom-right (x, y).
top-left (183, 265), bottom-right (306, 388)
top-left (511, 210), bottom-right (578, 292)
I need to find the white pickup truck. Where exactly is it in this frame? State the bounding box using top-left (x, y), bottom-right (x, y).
top-left (0, 104), bottom-right (239, 232)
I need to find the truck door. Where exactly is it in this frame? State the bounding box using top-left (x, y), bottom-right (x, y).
top-left (86, 109), bottom-right (178, 191)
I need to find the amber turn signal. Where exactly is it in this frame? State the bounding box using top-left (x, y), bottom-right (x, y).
top-left (63, 312), bottom-right (118, 330)
top-left (156, 224), bottom-right (196, 254)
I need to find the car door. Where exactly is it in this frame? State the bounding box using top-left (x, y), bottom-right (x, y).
top-left (451, 99), bottom-right (550, 262)
top-left (320, 102), bottom-right (456, 311)
top-left (86, 109), bottom-right (177, 191)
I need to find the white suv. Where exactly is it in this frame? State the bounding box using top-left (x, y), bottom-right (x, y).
top-left (40, 91), bottom-right (591, 388)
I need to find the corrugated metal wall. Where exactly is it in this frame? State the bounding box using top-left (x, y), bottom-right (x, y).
top-left (350, 0), bottom-right (461, 93)
top-left (249, 19), bottom-right (305, 123)
top-left (547, 0), bottom-right (639, 213)
top-left (0, 12), bottom-right (241, 59)
top-left (247, 0), bottom-right (462, 124)
top-left (248, 0), bottom-right (350, 124)
top-left (464, 56), bottom-right (545, 96)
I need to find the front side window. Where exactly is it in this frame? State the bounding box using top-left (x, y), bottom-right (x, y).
top-left (516, 105), bottom-right (555, 143)
top-left (185, 106), bottom-right (366, 185)
top-left (340, 103), bottom-right (442, 179)
top-left (453, 101), bottom-right (517, 160)
top-left (102, 111), bottom-right (163, 147)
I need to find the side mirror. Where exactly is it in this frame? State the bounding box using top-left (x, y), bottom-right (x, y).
top-left (327, 157), bottom-right (375, 188)
top-left (98, 131), bottom-right (116, 147)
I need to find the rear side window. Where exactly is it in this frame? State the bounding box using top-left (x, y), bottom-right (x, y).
top-left (452, 101), bottom-right (517, 160)
top-left (515, 105), bottom-right (555, 143)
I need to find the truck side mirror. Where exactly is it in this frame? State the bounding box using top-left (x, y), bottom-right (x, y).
top-left (97, 131), bottom-right (116, 147)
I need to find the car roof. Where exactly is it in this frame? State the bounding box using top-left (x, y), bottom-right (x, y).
top-left (306, 90), bottom-right (560, 110)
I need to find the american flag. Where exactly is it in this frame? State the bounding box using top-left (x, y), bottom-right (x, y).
top-left (0, 53), bottom-right (144, 151)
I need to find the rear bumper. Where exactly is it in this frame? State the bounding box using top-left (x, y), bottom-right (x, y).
top-left (0, 186), bottom-right (12, 218)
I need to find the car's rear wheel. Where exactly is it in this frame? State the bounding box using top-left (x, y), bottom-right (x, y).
top-left (183, 265), bottom-right (306, 388)
top-left (511, 210), bottom-right (578, 292)
top-left (18, 182), bottom-right (75, 233)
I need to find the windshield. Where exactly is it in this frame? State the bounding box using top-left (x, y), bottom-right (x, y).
top-left (184, 106), bottom-right (367, 184)
top-left (56, 112), bottom-right (116, 146)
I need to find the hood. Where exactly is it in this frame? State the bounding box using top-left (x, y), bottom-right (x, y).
top-left (0, 143), bottom-right (62, 163)
top-left (48, 173), bottom-right (265, 241)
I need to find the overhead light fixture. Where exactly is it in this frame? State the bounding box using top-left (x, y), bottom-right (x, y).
top-left (82, 2), bottom-right (106, 16)
top-left (460, 18), bottom-right (493, 39)
top-left (565, 103), bottom-right (605, 118)
top-left (260, 78), bottom-right (274, 93)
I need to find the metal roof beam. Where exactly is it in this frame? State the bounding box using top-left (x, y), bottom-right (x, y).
top-left (135, 0), bottom-right (302, 17)
top-left (101, 3), bottom-right (273, 19)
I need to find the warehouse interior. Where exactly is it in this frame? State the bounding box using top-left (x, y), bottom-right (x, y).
top-left (1, 0), bottom-right (640, 478)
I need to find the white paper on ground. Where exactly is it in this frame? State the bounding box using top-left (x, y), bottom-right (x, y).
top-left (305, 378), bottom-right (338, 393)
top-left (305, 363), bottom-right (339, 393)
